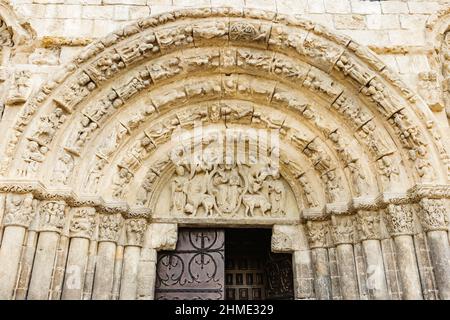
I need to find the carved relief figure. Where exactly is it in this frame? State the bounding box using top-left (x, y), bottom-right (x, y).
top-left (18, 140), bottom-right (47, 177)
top-left (298, 174), bottom-right (319, 207)
top-left (167, 149), bottom-right (286, 218)
top-left (6, 71), bottom-right (31, 105)
top-left (112, 167), bottom-right (133, 198)
top-left (51, 151), bottom-right (74, 184)
top-left (4, 193), bottom-right (35, 227)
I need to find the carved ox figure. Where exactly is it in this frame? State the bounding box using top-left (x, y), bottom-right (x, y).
top-left (185, 193), bottom-right (215, 216)
top-left (242, 194), bottom-right (271, 217)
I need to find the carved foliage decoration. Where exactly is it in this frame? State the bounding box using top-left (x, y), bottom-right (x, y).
top-left (98, 214), bottom-right (121, 243)
top-left (419, 198), bottom-right (449, 232)
top-left (306, 220), bottom-right (329, 249)
top-left (385, 204), bottom-right (414, 236)
top-left (125, 218), bottom-right (147, 247)
top-left (3, 193), bottom-right (35, 227)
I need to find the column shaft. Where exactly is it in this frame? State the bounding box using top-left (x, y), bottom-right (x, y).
top-left (119, 246), bottom-right (141, 300)
top-left (27, 231), bottom-right (60, 300)
top-left (336, 243), bottom-right (359, 300)
top-left (361, 239), bottom-right (389, 299)
top-left (292, 250), bottom-right (315, 299)
top-left (311, 247), bottom-right (332, 300)
top-left (92, 241), bottom-right (116, 300)
top-left (0, 226), bottom-right (26, 299)
top-left (15, 230), bottom-right (38, 300)
top-left (62, 237), bottom-right (90, 300)
top-left (393, 235), bottom-right (423, 300)
top-left (111, 245), bottom-right (124, 300)
top-left (426, 230), bottom-right (450, 299)
top-left (137, 248), bottom-right (157, 300)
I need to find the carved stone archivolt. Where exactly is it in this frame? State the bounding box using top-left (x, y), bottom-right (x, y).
top-left (0, 8), bottom-right (446, 197)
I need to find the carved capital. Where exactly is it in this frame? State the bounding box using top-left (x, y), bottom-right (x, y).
top-left (98, 214), bottom-right (122, 243)
top-left (148, 223), bottom-right (178, 250)
top-left (69, 207), bottom-right (96, 239)
top-left (385, 204), bottom-right (414, 236)
top-left (419, 198), bottom-right (449, 232)
top-left (125, 218), bottom-right (147, 247)
top-left (306, 220), bottom-right (329, 249)
top-left (38, 200), bottom-right (66, 233)
top-left (356, 210), bottom-right (382, 240)
top-left (3, 193), bottom-right (36, 228)
top-left (331, 215), bottom-right (355, 245)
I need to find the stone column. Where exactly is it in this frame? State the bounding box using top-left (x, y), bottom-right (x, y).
top-left (418, 199), bottom-right (450, 300)
top-left (0, 193), bottom-right (36, 299)
top-left (119, 218), bottom-right (147, 300)
top-left (306, 220), bottom-right (332, 300)
top-left (331, 215), bottom-right (360, 300)
top-left (112, 245), bottom-right (124, 300)
top-left (92, 214), bottom-right (121, 300)
top-left (27, 200), bottom-right (66, 300)
top-left (385, 204), bottom-right (423, 300)
top-left (137, 223), bottom-right (178, 300)
top-left (62, 207), bottom-right (96, 300)
top-left (356, 210), bottom-right (389, 300)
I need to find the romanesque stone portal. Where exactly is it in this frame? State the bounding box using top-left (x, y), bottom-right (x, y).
top-left (0, 2), bottom-right (449, 300)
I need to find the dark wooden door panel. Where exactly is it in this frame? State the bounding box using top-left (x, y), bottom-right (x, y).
top-left (265, 252), bottom-right (294, 300)
top-left (155, 229), bottom-right (225, 300)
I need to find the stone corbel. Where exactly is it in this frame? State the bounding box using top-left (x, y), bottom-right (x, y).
top-left (271, 224), bottom-right (303, 253)
top-left (148, 223), bottom-right (178, 251)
